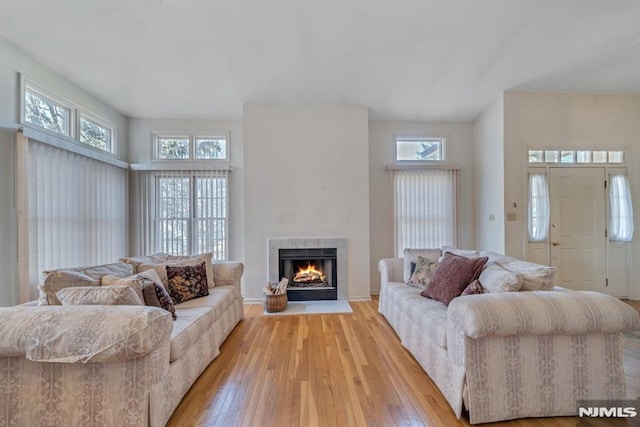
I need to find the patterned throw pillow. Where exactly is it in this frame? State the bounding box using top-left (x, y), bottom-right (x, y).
top-left (422, 253), bottom-right (488, 305)
top-left (408, 256), bottom-right (439, 290)
top-left (165, 262), bottom-right (209, 304)
top-left (141, 280), bottom-right (177, 320)
top-left (460, 280), bottom-right (484, 296)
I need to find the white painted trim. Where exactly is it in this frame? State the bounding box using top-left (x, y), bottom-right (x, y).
top-left (386, 163), bottom-right (460, 170)
top-left (77, 109), bottom-right (118, 155)
top-left (21, 127), bottom-right (128, 169)
top-left (130, 162), bottom-right (232, 171)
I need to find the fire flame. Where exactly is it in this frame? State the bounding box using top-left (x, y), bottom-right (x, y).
top-left (294, 263), bottom-right (326, 282)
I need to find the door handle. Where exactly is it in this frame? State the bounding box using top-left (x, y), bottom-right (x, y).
top-left (552, 241), bottom-right (560, 246)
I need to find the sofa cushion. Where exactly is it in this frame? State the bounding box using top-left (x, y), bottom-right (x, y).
top-left (478, 265), bottom-right (523, 293)
top-left (494, 259), bottom-right (557, 291)
top-left (166, 262), bottom-right (209, 304)
top-left (56, 285), bottom-right (144, 306)
top-left (175, 285), bottom-right (240, 320)
top-left (38, 262), bottom-right (134, 305)
top-left (119, 253), bottom-right (170, 274)
top-left (441, 246), bottom-right (481, 259)
top-left (102, 274), bottom-right (146, 303)
top-left (169, 307), bottom-right (215, 362)
top-left (139, 254), bottom-right (214, 290)
top-left (166, 252), bottom-right (216, 288)
top-left (384, 282), bottom-right (448, 348)
top-left (461, 280), bottom-right (484, 296)
top-left (402, 248), bottom-right (441, 283)
top-left (408, 255), bottom-right (439, 290)
top-left (0, 305), bottom-right (172, 363)
top-left (423, 253), bottom-right (488, 305)
top-left (142, 281), bottom-right (177, 320)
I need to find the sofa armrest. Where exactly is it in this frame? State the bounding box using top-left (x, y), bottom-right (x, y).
top-left (212, 261), bottom-right (244, 293)
top-left (378, 258), bottom-right (404, 284)
top-left (447, 290), bottom-right (640, 339)
top-left (0, 305), bottom-right (172, 363)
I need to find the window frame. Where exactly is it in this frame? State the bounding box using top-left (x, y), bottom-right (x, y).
top-left (154, 171), bottom-right (228, 259)
top-left (20, 76), bottom-right (119, 157)
top-left (151, 131), bottom-right (230, 162)
top-left (21, 80), bottom-right (74, 138)
top-left (394, 135), bottom-right (447, 164)
top-left (78, 110), bottom-right (117, 154)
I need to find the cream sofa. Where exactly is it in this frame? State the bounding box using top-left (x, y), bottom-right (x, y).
top-left (378, 252), bottom-right (640, 424)
top-left (0, 258), bottom-right (244, 427)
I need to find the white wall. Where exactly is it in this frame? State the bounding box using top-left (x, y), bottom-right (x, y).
top-left (127, 118), bottom-right (245, 262)
top-left (243, 104), bottom-right (370, 301)
top-left (472, 96), bottom-right (505, 253)
top-left (368, 120), bottom-right (475, 293)
top-left (0, 37), bottom-right (129, 306)
top-left (503, 91), bottom-right (640, 299)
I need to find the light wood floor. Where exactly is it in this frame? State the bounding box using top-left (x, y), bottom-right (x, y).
top-left (167, 298), bottom-right (640, 427)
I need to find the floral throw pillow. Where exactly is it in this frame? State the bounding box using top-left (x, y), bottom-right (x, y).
top-left (141, 279), bottom-right (177, 320)
top-left (165, 262), bottom-right (209, 304)
top-left (408, 256), bottom-right (439, 290)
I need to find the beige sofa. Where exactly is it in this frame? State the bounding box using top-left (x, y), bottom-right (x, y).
top-left (0, 258), bottom-right (244, 427)
top-left (378, 252), bottom-right (640, 424)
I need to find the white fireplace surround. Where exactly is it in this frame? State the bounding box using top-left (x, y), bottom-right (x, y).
top-left (268, 237), bottom-right (348, 300)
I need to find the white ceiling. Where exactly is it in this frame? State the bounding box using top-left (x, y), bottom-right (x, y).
top-left (2, 0), bottom-right (640, 121)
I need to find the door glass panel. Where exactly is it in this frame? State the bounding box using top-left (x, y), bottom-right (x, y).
top-left (528, 150), bottom-right (544, 163)
top-left (560, 151), bottom-right (575, 163)
top-left (592, 151), bottom-right (607, 163)
top-left (576, 151), bottom-right (591, 163)
top-left (544, 150), bottom-right (559, 163)
top-left (608, 151), bottom-right (624, 163)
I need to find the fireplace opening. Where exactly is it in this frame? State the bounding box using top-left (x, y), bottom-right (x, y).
top-left (279, 248), bottom-right (337, 301)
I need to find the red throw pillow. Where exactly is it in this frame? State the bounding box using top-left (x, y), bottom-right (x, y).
top-left (422, 253), bottom-right (488, 305)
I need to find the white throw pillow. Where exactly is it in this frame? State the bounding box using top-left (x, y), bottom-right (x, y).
top-left (102, 269), bottom-right (163, 304)
top-left (494, 259), bottom-right (557, 291)
top-left (478, 265), bottom-right (523, 293)
top-left (56, 286), bottom-right (144, 306)
top-left (402, 248), bottom-right (442, 283)
top-left (441, 246), bottom-right (481, 259)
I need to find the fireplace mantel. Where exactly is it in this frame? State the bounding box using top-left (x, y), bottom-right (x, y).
top-left (268, 237), bottom-right (348, 300)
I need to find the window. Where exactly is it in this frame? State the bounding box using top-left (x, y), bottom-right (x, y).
top-left (23, 83), bottom-right (71, 137)
top-left (154, 170), bottom-right (228, 259)
top-left (609, 174), bottom-right (634, 242)
top-left (16, 136), bottom-right (127, 299)
top-left (528, 173), bottom-right (550, 242)
top-left (79, 113), bottom-right (114, 153)
top-left (529, 149), bottom-right (624, 165)
top-left (393, 169), bottom-right (457, 255)
top-left (395, 137), bottom-right (446, 162)
top-left (21, 78), bottom-right (118, 155)
top-left (154, 133), bottom-right (228, 161)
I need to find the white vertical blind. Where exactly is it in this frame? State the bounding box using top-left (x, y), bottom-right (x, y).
top-left (610, 174), bottom-right (634, 242)
top-left (133, 169), bottom-right (229, 260)
top-left (528, 173), bottom-right (550, 242)
top-left (17, 137), bottom-right (127, 301)
top-left (393, 169), bottom-right (458, 256)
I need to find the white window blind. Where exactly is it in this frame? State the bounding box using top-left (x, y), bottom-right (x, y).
top-left (16, 135), bottom-right (127, 301)
top-left (393, 169), bottom-right (458, 256)
top-left (134, 169), bottom-right (228, 260)
top-left (528, 173), bottom-right (550, 242)
top-left (609, 174), bottom-right (634, 242)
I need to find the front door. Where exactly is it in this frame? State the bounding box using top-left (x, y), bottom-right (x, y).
top-left (549, 168), bottom-right (606, 292)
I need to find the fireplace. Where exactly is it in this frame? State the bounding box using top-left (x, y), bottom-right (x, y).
top-left (279, 248), bottom-right (337, 301)
top-left (268, 237), bottom-right (347, 301)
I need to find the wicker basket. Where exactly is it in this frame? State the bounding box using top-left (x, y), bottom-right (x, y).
top-left (263, 293), bottom-right (288, 313)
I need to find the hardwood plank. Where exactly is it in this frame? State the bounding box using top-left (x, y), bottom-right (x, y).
top-left (167, 297), bottom-right (640, 427)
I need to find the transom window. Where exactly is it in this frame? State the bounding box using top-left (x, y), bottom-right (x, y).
top-left (21, 78), bottom-right (117, 154)
top-left (79, 113), bottom-right (114, 153)
top-left (529, 149), bottom-right (624, 164)
top-left (154, 133), bottom-right (228, 161)
top-left (24, 83), bottom-right (72, 137)
top-left (395, 137), bottom-right (446, 162)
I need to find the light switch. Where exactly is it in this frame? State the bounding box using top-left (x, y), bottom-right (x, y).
top-left (506, 212), bottom-right (517, 221)
top-left (489, 214), bottom-right (496, 222)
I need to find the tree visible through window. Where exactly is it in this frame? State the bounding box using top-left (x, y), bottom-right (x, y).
top-left (24, 86), bottom-right (70, 136)
top-left (80, 114), bottom-right (112, 152)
